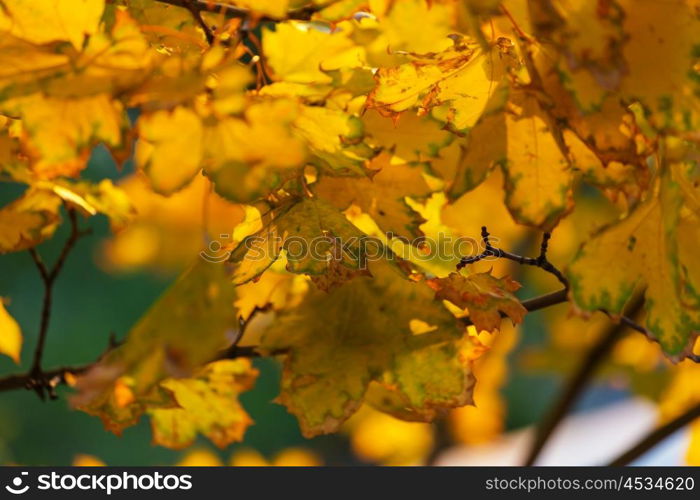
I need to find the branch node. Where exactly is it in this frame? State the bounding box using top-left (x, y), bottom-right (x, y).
top-left (457, 226), bottom-right (569, 288)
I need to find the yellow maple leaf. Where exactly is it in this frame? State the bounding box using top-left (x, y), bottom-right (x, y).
top-left (227, 0), bottom-right (291, 18)
top-left (73, 260), bottom-right (240, 433)
top-left (263, 21), bottom-right (365, 85)
top-left (150, 359), bottom-right (258, 449)
top-left (0, 299), bottom-right (22, 363)
top-left (0, 0), bottom-right (105, 49)
top-left (368, 35), bottom-right (516, 130)
top-left (0, 10), bottom-right (151, 177)
top-left (449, 323), bottom-right (518, 445)
top-left (229, 196), bottom-right (371, 285)
top-left (101, 174), bottom-right (245, 272)
top-left (568, 171), bottom-right (700, 359)
top-left (313, 156), bottom-right (432, 240)
top-left (3, 95), bottom-right (127, 178)
top-left (0, 188), bottom-right (61, 253)
top-left (260, 258), bottom-right (475, 437)
top-left (357, 0), bottom-right (457, 68)
top-left (136, 106), bottom-right (204, 195)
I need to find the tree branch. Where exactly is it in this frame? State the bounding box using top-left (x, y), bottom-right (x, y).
top-left (154, 0), bottom-right (328, 23)
top-left (457, 288), bottom-right (568, 329)
top-left (0, 343), bottom-right (274, 394)
top-left (0, 306), bottom-right (281, 395)
top-left (608, 401), bottom-right (700, 466)
top-left (458, 226), bottom-right (569, 288)
top-left (184, 0), bottom-right (214, 44)
top-left (27, 208), bottom-right (89, 400)
top-left (523, 292), bottom-right (645, 465)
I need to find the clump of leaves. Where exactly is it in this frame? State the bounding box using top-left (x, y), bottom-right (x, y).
top-left (0, 0), bottom-right (699, 462)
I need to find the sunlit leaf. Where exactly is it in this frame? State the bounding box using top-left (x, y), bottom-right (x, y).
top-left (569, 172), bottom-right (700, 359)
top-left (259, 259), bottom-right (475, 437)
top-left (229, 196), bottom-right (372, 285)
top-left (136, 106), bottom-right (203, 195)
top-left (0, 299), bottom-right (22, 363)
top-left (73, 260), bottom-right (240, 432)
top-left (150, 359), bottom-right (257, 449)
top-left (428, 271), bottom-right (526, 333)
top-left (0, 188), bottom-right (61, 253)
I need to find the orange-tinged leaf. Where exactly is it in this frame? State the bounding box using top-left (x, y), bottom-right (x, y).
top-left (272, 447), bottom-right (322, 467)
top-left (0, 188), bottom-right (61, 253)
top-left (73, 454), bottom-right (106, 467)
top-left (2, 95), bottom-right (127, 178)
top-left (178, 449), bottom-right (224, 466)
top-left (149, 359), bottom-right (258, 449)
top-left (688, 420), bottom-right (700, 466)
top-left (368, 36), bottom-right (516, 130)
top-left (428, 271), bottom-right (526, 332)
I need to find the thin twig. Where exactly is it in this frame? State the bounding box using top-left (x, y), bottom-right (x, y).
top-left (458, 288), bottom-right (568, 328)
top-left (153, 0), bottom-right (328, 22)
top-left (0, 304), bottom-right (282, 395)
top-left (185, 0), bottom-right (215, 44)
top-left (523, 292), bottom-right (645, 465)
top-left (0, 344), bottom-right (270, 394)
top-left (608, 401), bottom-right (700, 466)
top-left (458, 226), bottom-right (569, 288)
top-left (27, 208), bottom-right (89, 399)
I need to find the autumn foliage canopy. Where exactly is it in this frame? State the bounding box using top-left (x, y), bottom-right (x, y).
top-left (0, 0), bottom-right (699, 465)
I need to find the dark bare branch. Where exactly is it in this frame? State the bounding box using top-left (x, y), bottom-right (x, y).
top-left (608, 401), bottom-right (700, 466)
top-left (458, 226), bottom-right (569, 288)
top-left (153, 0), bottom-right (328, 23)
top-left (185, 0), bottom-right (214, 44)
top-left (0, 343), bottom-right (273, 395)
top-left (523, 293), bottom-right (645, 465)
top-left (27, 208), bottom-right (89, 399)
